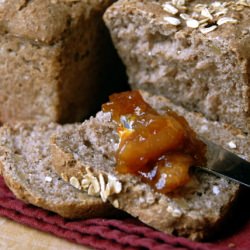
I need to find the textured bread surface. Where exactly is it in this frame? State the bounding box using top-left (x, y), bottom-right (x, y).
top-left (104, 0), bottom-right (250, 133)
top-left (51, 91), bottom-right (246, 240)
top-left (0, 0), bottom-right (122, 123)
top-left (0, 122), bottom-right (115, 218)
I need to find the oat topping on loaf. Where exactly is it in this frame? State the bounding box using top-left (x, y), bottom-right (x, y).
top-left (159, 0), bottom-right (249, 33)
top-left (68, 166), bottom-right (122, 202)
top-left (51, 92), bottom-right (247, 240)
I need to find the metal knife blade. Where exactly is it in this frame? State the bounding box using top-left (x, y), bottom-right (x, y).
top-left (198, 139), bottom-right (250, 188)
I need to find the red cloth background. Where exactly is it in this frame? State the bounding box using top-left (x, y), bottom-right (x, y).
top-left (0, 176), bottom-right (249, 250)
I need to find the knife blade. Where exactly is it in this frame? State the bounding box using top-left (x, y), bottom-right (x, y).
top-left (198, 138), bottom-right (250, 188)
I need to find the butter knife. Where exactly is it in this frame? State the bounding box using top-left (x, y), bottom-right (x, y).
top-left (198, 139), bottom-right (250, 188)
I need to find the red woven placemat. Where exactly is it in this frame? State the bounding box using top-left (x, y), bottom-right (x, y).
top-left (0, 176), bottom-right (249, 250)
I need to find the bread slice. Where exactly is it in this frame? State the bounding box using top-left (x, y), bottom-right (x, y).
top-left (0, 0), bottom-right (125, 123)
top-left (103, 0), bottom-right (250, 133)
top-left (51, 91), bottom-right (247, 240)
top-left (0, 122), bottom-right (115, 219)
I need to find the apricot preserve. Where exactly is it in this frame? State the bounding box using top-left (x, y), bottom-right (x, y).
top-left (102, 91), bottom-right (206, 194)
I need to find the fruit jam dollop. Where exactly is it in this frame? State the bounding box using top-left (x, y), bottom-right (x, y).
top-left (102, 90), bottom-right (206, 194)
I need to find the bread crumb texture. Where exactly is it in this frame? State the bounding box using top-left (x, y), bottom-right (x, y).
top-left (104, 0), bottom-right (250, 133)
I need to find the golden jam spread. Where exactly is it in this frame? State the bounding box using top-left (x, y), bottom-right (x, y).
top-left (102, 90), bottom-right (206, 194)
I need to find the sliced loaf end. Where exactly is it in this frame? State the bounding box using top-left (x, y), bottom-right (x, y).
top-left (0, 122), bottom-right (116, 219)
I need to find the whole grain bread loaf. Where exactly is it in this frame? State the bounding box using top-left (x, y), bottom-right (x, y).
top-left (0, 122), bottom-right (116, 218)
top-left (0, 0), bottom-right (125, 123)
top-left (104, 0), bottom-right (250, 133)
top-left (51, 91), bottom-right (248, 240)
